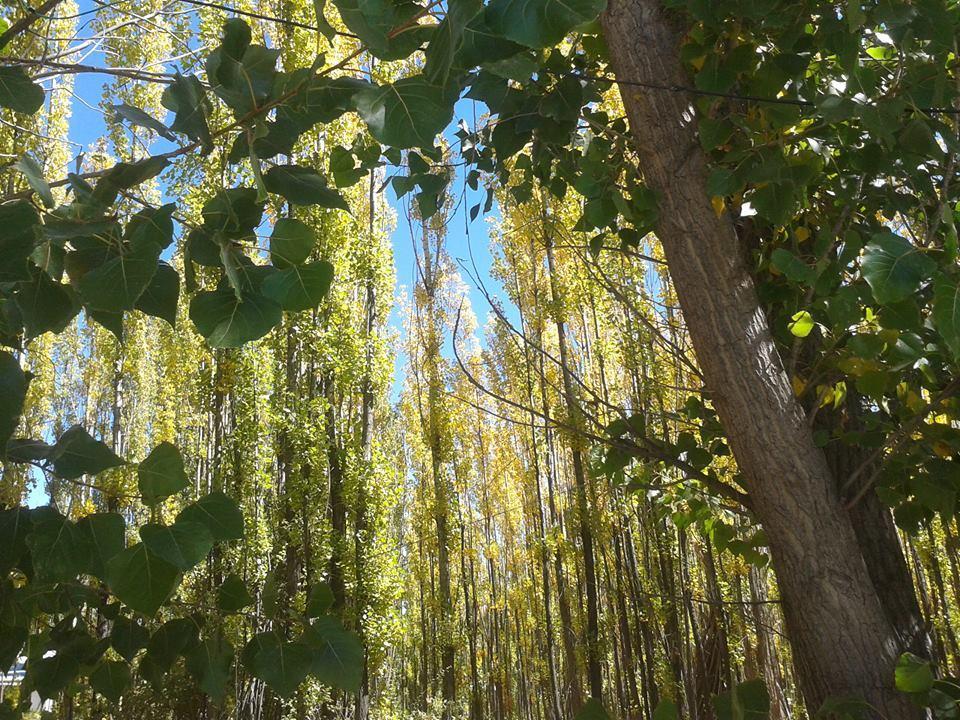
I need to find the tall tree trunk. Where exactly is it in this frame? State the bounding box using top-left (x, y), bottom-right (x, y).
top-left (354, 168), bottom-right (378, 720)
top-left (545, 232), bottom-right (603, 704)
top-left (600, 2), bottom-right (923, 716)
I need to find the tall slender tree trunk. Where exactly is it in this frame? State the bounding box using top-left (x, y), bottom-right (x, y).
top-left (544, 231), bottom-right (603, 703)
top-left (601, 2), bottom-right (924, 716)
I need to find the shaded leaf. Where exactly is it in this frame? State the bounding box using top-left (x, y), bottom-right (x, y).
top-left (14, 154), bottom-right (53, 208)
top-left (264, 165), bottom-right (349, 208)
top-left (162, 74), bottom-right (212, 150)
top-left (218, 573), bottom-right (254, 613)
top-left (146, 618), bottom-right (200, 670)
top-left (933, 273), bottom-right (960, 361)
top-left (355, 76), bottom-right (454, 149)
top-left (0, 66), bottom-right (44, 114)
top-left (50, 425), bottom-right (124, 479)
top-left (138, 442), bottom-right (189, 506)
top-left (75, 512), bottom-right (126, 579)
top-left (109, 103), bottom-right (176, 140)
top-left (270, 218), bottom-right (315, 267)
top-left (106, 543), bottom-right (182, 616)
top-left (176, 491), bottom-right (244, 541)
top-left (0, 351), bottom-right (28, 456)
top-left (242, 631), bottom-right (313, 697)
top-left (135, 261), bottom-right (179, 326)
top-left (190, 287), bottom-right (281, 347)
top-left (140, 520), bottom-right (214, 570)
top-left (110, 617), bottom-right (149, 662)
top-left (89, 660), bottom-right (131, 703)
top-left (301, 615), bottom-right (363, 692)
top-left (262, 261), bottom-right (334, 312)
top-left (26, 506), bottom-right (86, 582)
top-left (26, 653), bottom-right (80, 699)
top-left (185, 633), bottom-right (234, 703)
top-left (484, 0), bottom-right (606, 48)
top-left (861, 232), bottom-right (936, 305)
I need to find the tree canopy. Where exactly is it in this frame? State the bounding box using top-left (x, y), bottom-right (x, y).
top-left (0, 0), bottom-right (959, 718)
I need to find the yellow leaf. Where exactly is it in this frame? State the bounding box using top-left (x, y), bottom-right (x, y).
top-left (711, 196), bottom-right (725, 217)
top-left (817, 384), bottom-right (835, 407)
top-left (795, 226), bottom-right (810, 243)
top-left (791, 375), bottom-right (806, 397)
top-left (933, 441), bottom-right (953, 459)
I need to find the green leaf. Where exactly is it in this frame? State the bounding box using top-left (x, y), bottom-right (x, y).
top-left (484, 0), bottom-right (606, 48)
top-left (0, 200), bottom-right (40, 282)
top-left (140, 520), bottom-right (214, 570)
top-left (92, 157), bottom-right (171, 205)
top-left (0, 351), bottom-right (28, 456)
top-left (206, 23), bottom-right (279, 117)
top-left (26, 653), bottom-right (80, 699)
top-left (270, 218), bottom-right (315, 267)
top-left (217, 573), bottom-right (254, 613)
top-left (75, 512), bottom-right (126, 579)
top-left (933, 273), bottom-right (960, 361)
top-left (135, 261), bottom-right (179, 326)
top-left (263, 165), bottom-right (349, 209)
top-left (242, 631), bottom-right (313, 697)
top-left (770, 248), bottom-right (813, 285)
top-left (146, 618), bottom-right (199, 670)
top-left (332, 0), bottom-right (430, 60)
top-left (355, 76), bottom-right (455, 149)
top-left (750, 182), bottom-right (795, 225)
top-left (277, 74), bottom-right (370, 133)
top-left (0, 626), bottom-right (27, 672)
top-left (77, 240), bottom-right (162, 313)
top-left (573, 698), bottom-right (611, 720)
top-left (185, 633), bottom-right (234, 703)
top-left (424, 0), bottom-right (482, 84)
top-left (312, 0), bottom-right (337, 39)
top-left (89, 309), bottom-right (124, 342)
top-left (861, 232), bottom-right (936, 305)
top-left (50, 425), bottom-right (124, 479)
top-left (652, 699), bottom-right (679, 720)
top-left (89, 660), bottom-right (131, 703)
top-left (201, 187), bottom-right (264, 237)
top-left (138, 441), bottom-right (189, 506)
top-left (162, 74), bottom-right (212, 150)
top-left (301, 615), bottom-right (364, 692)
top-left (109, 103), bottom-right (176, 140)
top-left (0, 506), bottom-right (33, 573)
top-left (14, 154), bottom-right (54, 208)
top-left (26, 507), bottom-right (86, 582)
top-left (110, 617), bottom-right (149, 662)
top-left (106, 543), bottom-right (182, 616)
top-left (895, 652), bottom-right (934, 694)
top-left (714, 678), bottom-right (770, 720)
top-left (176, 491), bottom-right (244, 541)
top-left (305, 582), bottom-right (334, 617)
top-left (189, 287), bottom-right (281, 347)
top-left (14, 268), bottom-right (79, 338)
top-left (456, 13), bottom-right (525, 67)
top-left (0, 66), bottom-right (45, 114)
top-left (262, 261), bottom-right (334, 312)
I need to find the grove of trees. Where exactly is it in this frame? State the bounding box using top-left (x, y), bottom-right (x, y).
top-left (0, 0), bottom-right (959, 719)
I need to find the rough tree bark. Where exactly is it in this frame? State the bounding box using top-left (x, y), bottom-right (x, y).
top-left (600, 1), bottom-right (924, 716)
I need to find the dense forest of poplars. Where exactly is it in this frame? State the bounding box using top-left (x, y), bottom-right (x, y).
top-left (0, 1), bottom-right (959, 719)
